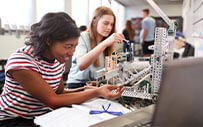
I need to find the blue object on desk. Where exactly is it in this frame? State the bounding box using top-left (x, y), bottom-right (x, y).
top-left (89, 103), bottom-right (123, 116)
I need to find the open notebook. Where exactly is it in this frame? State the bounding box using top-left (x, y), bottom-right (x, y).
top-left (34, 98), bottom-right (131, 127)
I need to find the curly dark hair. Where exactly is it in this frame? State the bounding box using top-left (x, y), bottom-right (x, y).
top-left (26, 12), bottom-right (80, 56)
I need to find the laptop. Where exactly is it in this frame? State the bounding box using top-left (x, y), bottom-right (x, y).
top-left (90, 57), bottom-right (203, 127)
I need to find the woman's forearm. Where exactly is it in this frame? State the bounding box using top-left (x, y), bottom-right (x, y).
top-left (50, 88), bottom-right (100, 109)
top-left (77, 42), bottom-right (107, 70)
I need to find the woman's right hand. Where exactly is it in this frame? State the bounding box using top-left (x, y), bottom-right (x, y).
top-left (102, 33), bottom-right (124, 47)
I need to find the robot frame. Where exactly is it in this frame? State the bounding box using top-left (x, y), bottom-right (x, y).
top-left (95, 0), bottom-right (177, 101)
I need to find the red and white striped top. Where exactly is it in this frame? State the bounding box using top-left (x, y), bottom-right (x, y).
top-left (0, 45), bottom-right (65, 120)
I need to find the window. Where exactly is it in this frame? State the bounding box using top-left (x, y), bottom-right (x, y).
top-left (0, 0), bottom-right (33, 28)
top-left (88, 0), bottom-right (102, 21)
top-left (111, 0), bottom-right (126, 32)
top-left (102, 0), bottom-right (111, 8)
top-left (36, 0), bottom-right (64, 22)
top-left (72, 0), bottom-right (89, 27)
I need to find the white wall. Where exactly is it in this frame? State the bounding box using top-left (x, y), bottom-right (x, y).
top-left (0, 35), bottom-right (26, 59)
top-left (125, 4), bottom-right (183, 20)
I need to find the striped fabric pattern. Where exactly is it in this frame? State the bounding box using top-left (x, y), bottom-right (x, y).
top-left (0, 45), bottom-right (65, 120)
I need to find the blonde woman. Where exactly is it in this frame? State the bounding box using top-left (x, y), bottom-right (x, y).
top-left (67, 6), bottom-right (124, 88)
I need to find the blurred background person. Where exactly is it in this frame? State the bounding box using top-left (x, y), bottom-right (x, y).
top-left (122, 20), bottom-right (134, 53)
top-left (140, 8), bottom-right (155, 57)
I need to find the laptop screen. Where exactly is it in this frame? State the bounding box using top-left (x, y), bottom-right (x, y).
top-left (152, 57), bottom-right (203, 127)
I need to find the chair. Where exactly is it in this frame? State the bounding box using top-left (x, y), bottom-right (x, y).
top-left (0, 59), bottom-right (7, 93)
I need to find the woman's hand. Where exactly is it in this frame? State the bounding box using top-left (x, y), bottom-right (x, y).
top-left (102, 33), bottom-right (124, 47)
top-left (96, 85), bottom-right (124, 100)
